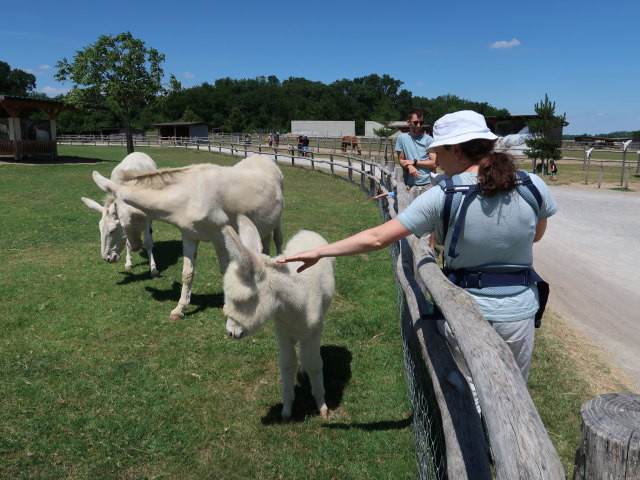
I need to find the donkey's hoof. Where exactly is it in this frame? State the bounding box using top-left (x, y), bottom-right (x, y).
top-left (150, 270), bottom-right (161, 279)
top-left (319, 406), bottom-right (329, 419)
top-left (168, 313), bottom-right (183, 322)
top-left (125, 265), bottom-right (133, 271)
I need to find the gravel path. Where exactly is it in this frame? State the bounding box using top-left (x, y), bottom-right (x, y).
top-left (533, 184), bottom-right (640, 389)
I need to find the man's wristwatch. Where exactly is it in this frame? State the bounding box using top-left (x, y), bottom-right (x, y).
top-left (413, 160), bottom-right (417, 167)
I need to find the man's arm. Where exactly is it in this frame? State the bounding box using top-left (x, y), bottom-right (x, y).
top-left (414, 152), bottom-right (437, 169)
top-left (397, 150), bottom-right (420, 177)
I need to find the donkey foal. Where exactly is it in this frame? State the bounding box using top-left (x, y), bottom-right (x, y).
top-left (222, 216), bottom-right (336, 421)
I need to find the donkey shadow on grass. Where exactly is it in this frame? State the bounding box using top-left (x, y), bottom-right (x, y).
top-left (115, 239), bottom-right (225, 315)
top-left (261, 345), bottom-right (357, 425)
top-left (261, 344), bottom-right (412, 429)
top-left (116, 239), bottom-right (183, 285)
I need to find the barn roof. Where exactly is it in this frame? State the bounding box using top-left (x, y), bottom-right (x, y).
top-left (0, 94), bottom-right (75, 117)
top-left (153, 121), bottom-right (208, 127)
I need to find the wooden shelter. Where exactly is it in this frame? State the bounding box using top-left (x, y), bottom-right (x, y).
top-left (0, 94), bottom-right (74, 160)
top-left (154, 121), bottom-right (208, 139)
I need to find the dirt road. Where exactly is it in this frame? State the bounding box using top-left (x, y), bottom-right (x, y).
top-left (534, 184), bottom-right (640, 390)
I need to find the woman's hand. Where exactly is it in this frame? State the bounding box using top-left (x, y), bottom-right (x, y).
top-left (277, 249), bottom-right (321, 273)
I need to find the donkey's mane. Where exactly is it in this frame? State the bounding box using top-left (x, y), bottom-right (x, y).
top-left (103, 193), bottom-right (116, 206)
top-left (119, 165), bottom-right (208, 189)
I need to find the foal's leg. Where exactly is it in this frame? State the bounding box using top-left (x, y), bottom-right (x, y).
top-left (299, 329), bottom-right (328, 418)
top-left (169, 236), bottom-right (198, 322)
top-left (143, 221), bottom-right (160, 278)
top-left (275, 332), bottom-right (298, 421)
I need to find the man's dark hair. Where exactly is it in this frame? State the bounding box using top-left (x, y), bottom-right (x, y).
top-left (407, 108), bottom-right (424, 120)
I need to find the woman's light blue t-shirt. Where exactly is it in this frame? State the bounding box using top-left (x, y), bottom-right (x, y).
top-left (397, 172), bottom-right (558, 322)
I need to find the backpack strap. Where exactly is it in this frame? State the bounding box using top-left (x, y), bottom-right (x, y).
top-left (441, 171), bottom-right (544, 258)
top-left (440, 178), bottom-right (469, 247)
top-left (515, 170), bottom-right (543, 214)
top-left (447, 183), bottom-right (482, 259)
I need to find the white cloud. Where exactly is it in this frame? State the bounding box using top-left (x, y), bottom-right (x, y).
top-left (416, 82), bottom-right (426, 87)
top-left (24, 64), bottom-right (53, 74)
top-left (40, 86), bottom-right (70, 96)
top-left (183, 71), bottom-right (195, 79)
top-left (490, 38), bottom-right (521, 49)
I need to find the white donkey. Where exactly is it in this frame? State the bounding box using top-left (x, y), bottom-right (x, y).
top-left (222, 215), bottom-right (335, 421)
top-left (81, 152), bottom-right (160, 278)
top-left (92, 154), bottom-right (284, 322)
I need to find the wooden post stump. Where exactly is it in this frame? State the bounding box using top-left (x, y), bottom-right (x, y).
top-left (574, 392), bottom-right (640, 480)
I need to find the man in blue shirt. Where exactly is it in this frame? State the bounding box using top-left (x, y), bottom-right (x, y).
top-left (395, 109), bottom-right (437, 196)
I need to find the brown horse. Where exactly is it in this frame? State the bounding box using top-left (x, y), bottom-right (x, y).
top-left (341, 136), bottom-right (361, 154)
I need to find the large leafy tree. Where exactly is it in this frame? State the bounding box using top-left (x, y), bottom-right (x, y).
top-left (0, 60), bottom-right (37, 96)
top-left (524, 94), bottom-right (566, 173)
top-left (55, 32), bottom-right (166, 153)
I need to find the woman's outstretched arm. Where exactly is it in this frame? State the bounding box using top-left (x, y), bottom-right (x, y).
top-left (277, 218), bottom-right (412, 272)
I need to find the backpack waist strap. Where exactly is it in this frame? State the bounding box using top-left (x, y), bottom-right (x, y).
top-left (444, 267), bottom-right (543, 289)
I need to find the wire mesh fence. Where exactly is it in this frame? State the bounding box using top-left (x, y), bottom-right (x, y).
top-left (376, 179), bottom-right (446, 480)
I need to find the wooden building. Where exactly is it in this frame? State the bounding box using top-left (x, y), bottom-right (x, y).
top-left (154, 121), bottom-right (208, 139)
top-left (0, 94), bottom-right (74, 160)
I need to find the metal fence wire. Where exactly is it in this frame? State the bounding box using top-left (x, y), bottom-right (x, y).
top-left (377, 188), bottom-right (446, 480)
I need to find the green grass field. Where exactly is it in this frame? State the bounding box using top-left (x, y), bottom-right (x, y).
top-left (1, 146), bottom-right (414, 479)
top-left (1, 146), bottom-right (633, 478)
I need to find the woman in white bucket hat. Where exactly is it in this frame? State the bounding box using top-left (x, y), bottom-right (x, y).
top-left (279, 110), bottom-right (557, 381)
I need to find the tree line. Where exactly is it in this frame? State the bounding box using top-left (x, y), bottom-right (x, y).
top-left (50, 73), bottom-right (510, 137)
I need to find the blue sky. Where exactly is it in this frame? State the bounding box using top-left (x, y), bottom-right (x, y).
top-left (3, 0), bottom-right (638, 134)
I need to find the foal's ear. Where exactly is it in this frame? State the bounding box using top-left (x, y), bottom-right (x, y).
top-left (222, 224), bottom-right (264, 279)
top-left (222, 225), bottom-right (248, 265)
top-left (237, 215), bottom-right (263, 255)
top-left (81, 197), bottom-right (104, 214)
top-left (92, 171), bottom-right (117, 193)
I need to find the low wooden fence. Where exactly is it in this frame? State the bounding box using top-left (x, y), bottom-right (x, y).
top-left (0, 140), bottom-right (57, 160)
top-left (57, 134), bottom-right (396, 159)
top-left (59, 139), bottom-right (637, 479)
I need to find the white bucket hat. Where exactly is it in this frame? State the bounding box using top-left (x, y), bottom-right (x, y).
top-left (428, 110), bottom-right (497, 151)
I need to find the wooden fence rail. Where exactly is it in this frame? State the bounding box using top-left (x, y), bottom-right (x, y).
top-left (56, 134), bottom-right (396, 159)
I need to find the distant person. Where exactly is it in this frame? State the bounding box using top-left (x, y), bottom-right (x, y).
top-left (302, 135), bottom-right (310, 156)
top-left (274, 132), bottom-right (280, 148)
top-left (395, 109), bottom-right (437, 196)
top-left (267, 133), bottom-right (273, 147)
top-left (549, 159), bottom-right (558, 181)
top-left (297, 135), bottom-right (304, 156)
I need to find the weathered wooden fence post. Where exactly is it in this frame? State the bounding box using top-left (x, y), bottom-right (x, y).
top-left (620, 140), bottom-right (632, 186)
top-left (574, 393), bottom-right (640, 480)
top-left (598, 165), bottom-right (603, 188)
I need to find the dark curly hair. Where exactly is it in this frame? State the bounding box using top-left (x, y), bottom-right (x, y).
top-left (459, 138), bottom-right (517, 196)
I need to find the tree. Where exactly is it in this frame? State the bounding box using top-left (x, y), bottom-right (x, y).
top-left (524, 94), bottom-right (566, 173)
top-left (0, 61), bottom-right (36, 96)
top-left (179, 106), bottom-right (202, 123)
top-left (55, 32), bottom-right (166, 153)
